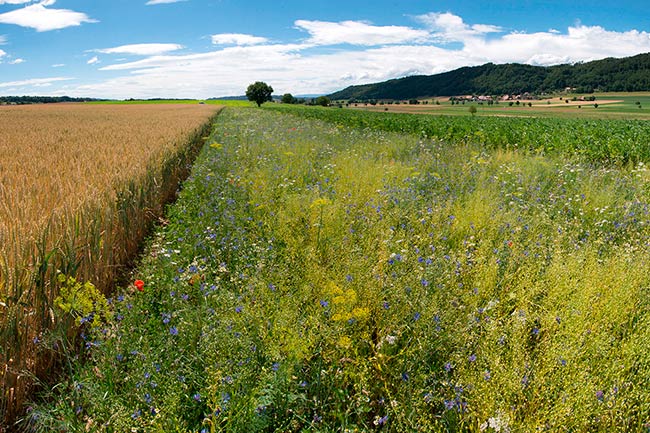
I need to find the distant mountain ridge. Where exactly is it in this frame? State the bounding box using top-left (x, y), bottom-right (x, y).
top-left (328, 53), bottom-right (650, 100)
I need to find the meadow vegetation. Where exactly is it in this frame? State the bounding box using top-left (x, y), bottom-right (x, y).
top-left (0, 103), bottom-right (219, 426)
top-left (26, 107), bottom-right (650, 432)
top-left (269, 104), bottom-right (650, 164)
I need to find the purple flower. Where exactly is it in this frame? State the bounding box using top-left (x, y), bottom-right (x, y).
top-left (413, 312), bottom-right (421, 321)
top-left (272, 362), bottom-right (280, 371)
top-left (596, 390), bottom-right (604, 401)
top-left (320, 300), bottom-right (329, 308)
top-left (468, 354), bottom-right (476, 362)
top-left (383, 301), bottom-right (390, 310)
top-left (444, 362), bottom-right (452, 372)
top-left (193, 393), bottom-right (202, 402)
top-left (169, 326), bottom-right (178, 335)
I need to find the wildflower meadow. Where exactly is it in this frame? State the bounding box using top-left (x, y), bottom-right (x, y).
top-left (25, 107), bottom-right (650, 432)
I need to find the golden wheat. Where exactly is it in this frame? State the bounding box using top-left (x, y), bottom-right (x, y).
top-left (0, 103), bottom-right (219, 425)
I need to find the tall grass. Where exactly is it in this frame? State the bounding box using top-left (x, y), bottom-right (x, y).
top-left (26, 107), bottom-right (650, 431)
top-left (268, 104), bottom-right (650, 164)
top-left (0, 103), bottom-right (220, 427)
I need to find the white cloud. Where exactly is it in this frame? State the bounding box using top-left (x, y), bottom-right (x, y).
top-left (145, 0), bottom-right (186, 4)
top-left (96, 43), bottom-right (183, 56)
top-left (0, 76), bottom-right (72, 88)
top-left (52, 63), bottom-right (64, 67)
top-left (295, 20), bottom-right (430, 46)
top-left (87, 56), bottom-right (99, 65)
top-left (211, 33), bottom-right (268, 46)
top-left (0, 2), bottom-right (96, 32)
top-left (10, 12), bottom-right (650, 99)
top-left (0, 49), bottom-right (6, 58)
top-left (0, 35), bottom-right (5, 44)
top-left (9, 58), bottom-right (24, 64)
top-left (415, 12), bottom-right (502, 42)
top-left (0, 0), bottom-right (32, 4)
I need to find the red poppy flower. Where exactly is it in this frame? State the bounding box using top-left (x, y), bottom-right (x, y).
top-left (134, 280), bottom-right (145, 292)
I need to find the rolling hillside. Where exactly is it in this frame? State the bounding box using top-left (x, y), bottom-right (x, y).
top-left (329, 53), bottom-right (650, 100)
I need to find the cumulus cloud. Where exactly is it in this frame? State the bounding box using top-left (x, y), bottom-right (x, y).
top-left (0, 0), bottom-right (32, 3)
top-left (96, 43), bottom-right (183, 56)
top-left (9, 58), bottom-right (24, 64)
top-left (12, 12), bottom-right (650, 99)
top-left (211, 33), bottom-right (269, 46)
top-left (87, 56), bottom-right (99, 65)
top-left (415, 12), bottom-right (502, 42)
top-left (0, 49), bottom-right (6, 58)
top-left (0, 1), bottom-right (96, 31)
top-left (294, 20), bottom-right (431, 46)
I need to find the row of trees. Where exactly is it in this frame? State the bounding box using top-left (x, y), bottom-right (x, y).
top-left (246, 81), bottom-right (330, 107)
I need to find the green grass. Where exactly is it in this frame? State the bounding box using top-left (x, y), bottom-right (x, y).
top-left (340, 92), bottom-right (650, 119)
top-left (268, 104), bottom-right (650, 164)
top-left (26, 107), bottom-right (650, 432)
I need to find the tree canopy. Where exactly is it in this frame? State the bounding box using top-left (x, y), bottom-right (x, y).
top-left (246, 82), bottom-right (274, 107)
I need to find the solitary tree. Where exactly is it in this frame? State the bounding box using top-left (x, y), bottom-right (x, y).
top-left (246, 81), bottom-right (273, 107)
top-left (468, 105), bottom-right (477, 116)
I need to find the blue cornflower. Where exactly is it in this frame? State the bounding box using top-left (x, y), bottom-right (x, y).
top-left (169, 326), bottom-right (178, 335)
top-left (235, 306), bottom-right (243, 313)
top-left (376, 415), bottom-right (388, 426)
top-left (320, 300), bottom-right (329, 308)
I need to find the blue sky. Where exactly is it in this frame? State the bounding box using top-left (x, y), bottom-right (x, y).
top-left (0, 0), bottom-right (649, 99)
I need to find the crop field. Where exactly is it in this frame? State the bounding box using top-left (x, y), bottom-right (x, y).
top-left (0, 103), bottom-right (219, 425)
top-left (25, 107), bottom-right (650, 432)
top-left (342, 93), bottom-right (650, 120)
top-left (269, 104), bottom-right (650, 164)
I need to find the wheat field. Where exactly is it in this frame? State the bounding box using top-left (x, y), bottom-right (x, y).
top-left (0, 103), bottom-right (219, 425)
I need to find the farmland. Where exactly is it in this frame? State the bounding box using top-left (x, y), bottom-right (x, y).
top-left (22, 106), bottom-right (650, 432)
top-left (0, 103), bottom-right (220, 426)
top-left (341, 93), bottom-right (650, 120)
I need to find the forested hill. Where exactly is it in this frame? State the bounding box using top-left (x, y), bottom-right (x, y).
top-left (328, 53), bottom-right (650, 100)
